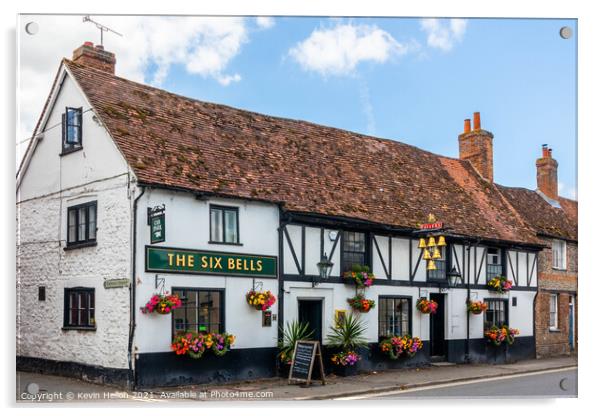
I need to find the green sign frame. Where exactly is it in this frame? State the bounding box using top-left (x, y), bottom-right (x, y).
top-left (145, 246), bottom-right (277, 278)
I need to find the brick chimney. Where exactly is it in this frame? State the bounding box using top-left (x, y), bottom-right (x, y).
top-left (72, 42), bottom-right (116, 74)
top-left (458, 112), bottom-right (494, 182)
top-left (536, 144), bottom-right (559, 200)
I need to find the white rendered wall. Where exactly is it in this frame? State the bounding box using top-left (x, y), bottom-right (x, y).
top-left (18, 73), bottom-right (129, 201)
top-left (134, 189), bottom-right (280, 353)
top-left (17, 175), bottom-right (133, 369)
top-left (16, 69), bottom-right (133, 370)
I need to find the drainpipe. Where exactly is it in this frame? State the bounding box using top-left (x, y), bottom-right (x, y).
top-left (465, 242), bottom-right (470, 363)
top-left (128, 185), bottom-right (145, 390)
top-left (533, 290), bottom-right (538, 358)
top-left (465, 238), bottom-right (482, 363)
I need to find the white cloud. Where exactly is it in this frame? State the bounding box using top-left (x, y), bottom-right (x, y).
top-left (17, 15), bottom-right (260, 162)
top-left (217, 73), bottom-right (242, 86)
top-left (256, 16), bottom-right (275, 29)
top-left (288, 23), bottom-right (414, 76)
top-left (420, 18), bottom-right (467, 51)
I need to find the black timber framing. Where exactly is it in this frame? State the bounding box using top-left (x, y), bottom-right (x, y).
top-left (281, 274), bottom-right (538, 291)
top-left (475, 247), bottom-right (487, 284)
top-left (278, 212), bottom-right (542, 289)
top-left (507, 250), bottom-right (517, 285)
top-left (283, 226), bottom-right (302, 275)
top-left (280, 211), bottom-right (545, 252)
top-left (527, 252), bottom-right (537, 287)
top-left (372, 235), bottom-right (391, 279)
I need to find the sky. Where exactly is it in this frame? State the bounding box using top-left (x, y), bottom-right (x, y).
top-left (17, 15), bottom-right (577, 199)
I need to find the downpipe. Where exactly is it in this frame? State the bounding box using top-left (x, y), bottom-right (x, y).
top-left (128, 185), bottom-right (145, 390)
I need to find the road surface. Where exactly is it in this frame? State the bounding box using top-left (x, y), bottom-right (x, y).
top-left (338, 368), bottom-right (577, 400)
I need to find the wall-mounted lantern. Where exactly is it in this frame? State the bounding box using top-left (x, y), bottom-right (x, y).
top-left (314, 252), bottom-right (334, 287)
top-left (447, 266), bottom-right (462, 287)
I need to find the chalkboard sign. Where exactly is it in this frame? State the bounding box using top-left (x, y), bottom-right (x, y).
top-left (288, 340), bottom-right (325, 386)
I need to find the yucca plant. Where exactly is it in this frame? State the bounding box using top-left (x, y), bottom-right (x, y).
top-left (278, 320), bottom-right (314, 363)
top-left (325, 314), bottom-right (368, 352)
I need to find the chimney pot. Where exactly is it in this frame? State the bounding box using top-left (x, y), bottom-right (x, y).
top-left (84, 41), bottom-right (94, 47)
top-left (463, 119), bottom-right (471, 133)
top-left (473, 112), bottom-right (481, 130)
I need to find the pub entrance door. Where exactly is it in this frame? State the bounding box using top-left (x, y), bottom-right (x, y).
top-left (429, 293), bottom-right (446, 360)
top-left (298, 299), bottom-right (323, 343)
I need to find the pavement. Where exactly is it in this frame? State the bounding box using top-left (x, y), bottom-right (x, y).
top-left (16, 355), bottom-right (577, 402)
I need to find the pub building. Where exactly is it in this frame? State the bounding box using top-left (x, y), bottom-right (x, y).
top-left (17, 43), bottom-right (555, 389)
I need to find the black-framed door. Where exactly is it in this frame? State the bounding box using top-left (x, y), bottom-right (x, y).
top-left (429, 293), bottom-right (446, 358)
top-left (298, 299), bottom-right (323, 343)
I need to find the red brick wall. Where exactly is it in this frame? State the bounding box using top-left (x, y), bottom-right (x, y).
top-left (535, 240), bottom-right (577, 357)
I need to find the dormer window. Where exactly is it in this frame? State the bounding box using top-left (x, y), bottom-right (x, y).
top-left (62, 107), bottom-right (83, 154)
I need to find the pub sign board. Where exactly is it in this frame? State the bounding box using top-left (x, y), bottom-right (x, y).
top-left (145, 246), bottom-right (277, 278)
top-left (148, 205), bottom-right (166, 244)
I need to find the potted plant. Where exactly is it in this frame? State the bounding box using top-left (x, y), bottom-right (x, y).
top-left (277, 320), bottom-right (314, 377)
top-left (416, 298), bottom-right (438, 314)
top-left (347, 294), bottom-right (375, 313)
top-left (141, 292), bottom-right (182, 315)
top-left (486, 276), bottom-right (513, 294)
top-left (325, 314), bottom-right (368, 377)
top-left (467, 300), bottom-right (488, 315)
top-left (246, 290), bottom-right (277, 311)
top-left (342, 264), bottom-right (375, 289)
top-left (379, 335), bottom-right (424, 360)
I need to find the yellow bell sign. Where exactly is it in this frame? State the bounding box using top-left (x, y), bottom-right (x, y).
top-left (418, 238), bottom-right (427, 249)
top-left (423, 249), bottom-right (432, 260)
top-left (427, 260), bottom-right (437, 271)
top-left (427, 237), bottom-right (436, 247)
top-left (437, 236), bottom-right (446, 247)
top-left (432, 247), bottom-right (441, 260)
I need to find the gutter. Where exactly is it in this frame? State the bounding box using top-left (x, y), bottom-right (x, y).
top-left (128, 185), bottom-right (146, 390)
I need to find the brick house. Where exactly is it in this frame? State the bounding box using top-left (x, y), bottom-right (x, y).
top-left (498, 146), bottom-right (577, 357)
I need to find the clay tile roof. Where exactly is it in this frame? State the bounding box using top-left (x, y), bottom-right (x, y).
top-left (496, 185), bottom-right (577, 242)
top-left (65, 59), bottom-right (541, 246)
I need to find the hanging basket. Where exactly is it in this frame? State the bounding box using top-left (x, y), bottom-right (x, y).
top-left (416, 298), bottom-right (438, 314)
top-left (347, 294), bottom-right (375, 313)
top-left (246, 290), bottom-right (276, 311)
top-left (141, 293), bottom-right (182, 315)
top-left (467, 300), bottom-right (488, 315)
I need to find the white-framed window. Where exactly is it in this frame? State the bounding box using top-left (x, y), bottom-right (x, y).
top-left (552, 239), bottom-right (567, 270)
top-left (209, 205), bottom-right (239, 244)
top-left (549, 293), bottom-right (558, 330)
top-left (486, 247), bottom-right (503, 280)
